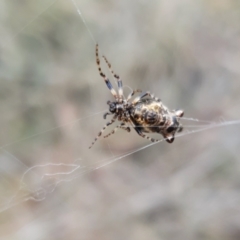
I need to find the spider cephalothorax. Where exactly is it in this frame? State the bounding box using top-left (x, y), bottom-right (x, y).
top-left (107, 101), bottom-right (123, 114)
top-left (89, 44), bottom-right (184, 148)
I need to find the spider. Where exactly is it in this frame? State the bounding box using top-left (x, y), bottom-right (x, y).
top-left (89, 44), bottom-right (184, 149)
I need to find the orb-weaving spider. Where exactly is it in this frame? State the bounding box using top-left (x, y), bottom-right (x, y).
top-left (89, 44), bottom-right (184, 148)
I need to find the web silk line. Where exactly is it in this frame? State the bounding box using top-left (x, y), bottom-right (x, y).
top-left (70, 0), bottom-right (97, 45)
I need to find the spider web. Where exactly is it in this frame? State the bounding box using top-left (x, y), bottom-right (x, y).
top-left (1, 0), bottom-right (240, 239)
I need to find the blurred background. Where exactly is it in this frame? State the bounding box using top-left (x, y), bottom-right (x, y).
top-left (0, 0), bottom-right (240, 239)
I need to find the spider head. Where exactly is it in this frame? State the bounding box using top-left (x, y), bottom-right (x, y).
top-left (107, 101), bottom-right (117, 113)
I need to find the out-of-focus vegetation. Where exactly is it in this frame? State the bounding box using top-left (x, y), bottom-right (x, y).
top-left (1, 0), bottom-right (240, 239)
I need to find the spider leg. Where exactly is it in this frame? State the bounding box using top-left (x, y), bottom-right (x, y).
top-left (89, 115), bottom-right (117, 149)
top-left (126, 89), bottom-right (142, 101)
top-left (133, 126), bottom-right (162, 143)
top-left (102, 55), bottom-right (123, 102)
top-left (103, 122), bottom-right (131, 138)
top-left (103, 112), bottom-right (112, 119)
top-left (96, 44), bottom-right (118, 99)
top-left (132, 91), bottom-right (161, 104)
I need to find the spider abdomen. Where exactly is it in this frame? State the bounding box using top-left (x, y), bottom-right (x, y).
top-left (145, 110), bottom-right (160, 124)
top-left (129, 99), bottom-right (166, 131)
top-left (129, 98), bottom-right (183, 143)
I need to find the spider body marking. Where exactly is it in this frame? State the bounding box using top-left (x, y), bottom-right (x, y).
top-left (89, 44), bottom-right (184, 149)
top-left (129, 98), bottom-right (184, 143)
